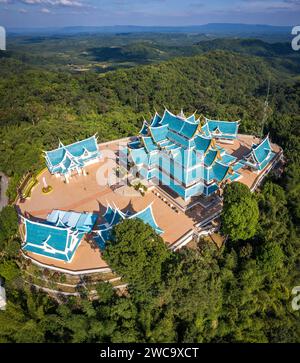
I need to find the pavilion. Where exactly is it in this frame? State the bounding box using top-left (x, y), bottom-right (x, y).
top-left (94, 202), bottom-right (164, 249)
top-left (243, 135), bottom-right (276, 172)
top-left (44, 135), bottom-right (102, 183)
top-left (21, 210), bottom-right (98, 263)
top-left (121, 108), bottom-right (275, 201)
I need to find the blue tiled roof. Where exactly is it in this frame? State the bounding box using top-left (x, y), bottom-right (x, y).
top-left (220, 153), bottom-right (237, 165)
top-left (167, 130), bottom-right (191, 149)
top-left (204, 149), bottom-right (218, 167)
top-left (103, 205), bottom-right (115, 225)
top-left (94, 203), bottom-right (164, 248)
top-left (257, 151), bottom-right (275, 170)
top-left (128, 140), bottom-right (142, 149)
top-left (128, 204), bottom-right (164, 235)
top-left (139, 121), bottom-right (149, 136)
top-left (194, 135), bottom-right (212, 154)
top-left (186, 113), bottom-right (196, 123)
top-left (252, 135), bottom-right (272, 164)
top-left (205, 183), bottom-right (219, 196)
top-left (130, 147), bottom-right (148, 166)
top-left (22, 218), bottom-right (84, 262)
top-left (45, 135), bottom-right (101, 175)
top-left (103, 205), bottom-right (125, 226)
top-left (47, 210), bottom-right (97, 232)
top-left (179, 120), bottom-right (199, 139)
top-left (228, 172), bottom-right (241, 182)
top-left (201, 123), bottom-right (211, 138)
top-left (232, 161), bottom-right (244, 172)
top-left (160, 109), bottom-right (182, 129)
top-left (151, 112), bottom-right (162, 127)
top-left (142, 136), bottom-right (158, 153)
top-left (127, 108), bottom-right (254, 200)
top-left (244, 136), bottom-right (276, 170)
top-left (150, 124), bottom-right (169, 143)
top-left (206, 119), bottom-right (239, 137)
top-left (210, 162), bottom-right (230, 183)
top-left (160, 109), bottom-right (199, 139)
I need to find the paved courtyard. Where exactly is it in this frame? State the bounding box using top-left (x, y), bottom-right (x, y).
top-left (17, 135), bottom-right (281, 272)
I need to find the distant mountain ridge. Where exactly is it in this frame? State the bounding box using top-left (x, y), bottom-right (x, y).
top-left (8, 23), bottom-right (291, 36)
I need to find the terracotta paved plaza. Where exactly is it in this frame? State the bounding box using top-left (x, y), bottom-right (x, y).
top-left (18, 136), bottom-right (281, 272)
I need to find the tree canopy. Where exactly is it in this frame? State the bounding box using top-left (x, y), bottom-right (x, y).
top-left (221, 182), bottom-right (259, 241)
top-left (104, 219), bottom-right (171, 294)
top-left (0, 38), bottom-right (300, 343)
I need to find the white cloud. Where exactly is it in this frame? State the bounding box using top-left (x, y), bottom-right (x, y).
top-left (0, 0), bottom-right (85, 7)
top-left (40, 6), bottom-right (50, 12)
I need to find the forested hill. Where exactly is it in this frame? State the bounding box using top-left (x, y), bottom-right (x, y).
top-left (0, 42), bottom-right (300, 343)
top-left (0, 50), bottom-right (285, 134)
top-left (197, 39), bottom-right (294, 57)
top-left (196, 39), bottom-right (300, 76)
top-left (0, 49), bottom-right (299, 204)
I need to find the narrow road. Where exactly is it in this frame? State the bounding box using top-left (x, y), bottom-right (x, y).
top-left (0, 172), bottom-right (9, 211)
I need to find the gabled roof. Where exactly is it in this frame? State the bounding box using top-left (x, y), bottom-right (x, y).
top-left (128, 140), bottom-right (143, 149)
top-left (194, 134), bottom-right (213, 154)
top-left (150, 112), bottom-right (162, 127)
top-left (205, 119), bottom-right (239, 138)
top-left (46, 210), bottom-right (97, 232)
top-left (160, 109), bottom-right (199, 139)
top-left (103, 203), bottom-right (126, 226)
top-left (45, 135), bottom-right (100, 174)
top-left (220, 153), bottom-right (237, 165)
top-left (128, 203), bottom-right (164, 235)
top-left (212, 162), bottom-right (230, 183)
top-left (139, 121), bottom-right (149, 136)
top-left (129, 147), bottom-right (148, 166)
top-left (252, 135), bottom-right (272, 164)
top-left (204, 149), bottom-right (219, 167)
top-left (149, 124), bottom-right (169, 144)
top-left (141, 136), bottom-right (158, 153)
top-left (186, 112), bottom-right (197, 123)
top-left (94, 203), bottom-right (164, 248)
top-left (200, 123), bottom-right (212, 138)
top-left (22, 217), bottom-right (84, 262)
top-left (244, 135), bottom-right (275, 170)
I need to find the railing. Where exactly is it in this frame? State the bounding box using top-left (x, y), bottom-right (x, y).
top-left (24, 281), bottom-right (128, 297)
top-left (250, 149), bottom-right (284, 192)
top-left (195, 210), bottom-right (222, 228)
top-left (21, 250), bottom-right (113, 276)
top-left (170, 229), bottom-right (194, 251)
top-left (154, 185), bottom-right (185, 212)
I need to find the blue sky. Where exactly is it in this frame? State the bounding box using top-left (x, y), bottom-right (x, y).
top-left (0, 0), bottom-right (299, 28)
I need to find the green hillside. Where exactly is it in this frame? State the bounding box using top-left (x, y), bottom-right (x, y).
top-left (0, 44), bottom-right (299, 343)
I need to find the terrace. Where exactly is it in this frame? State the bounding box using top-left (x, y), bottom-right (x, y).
top-left (17, 134), bottom-right (282, 273)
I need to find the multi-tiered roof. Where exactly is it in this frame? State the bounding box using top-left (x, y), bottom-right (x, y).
top-left (22, 211), bottom-right (97, 262)
top-left (126, 109), bottom-right (243, 200)
top-left (244, 135), bottom-right (276, 171)
top-left (94, 203), bottom-right (163, 249)
top-left (44, 135), bottom-right (101, 176)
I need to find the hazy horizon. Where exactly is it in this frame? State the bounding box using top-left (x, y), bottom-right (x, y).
top-left (0, 1), bottom-right (299, 29)
top-left (5, 23), bottom-right (293, 31)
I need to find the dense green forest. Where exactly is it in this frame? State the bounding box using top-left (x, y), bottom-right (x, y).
top-left (0, 35), bottom-right (299, 342)
top-left (5, 34), bottom-right (298, 73)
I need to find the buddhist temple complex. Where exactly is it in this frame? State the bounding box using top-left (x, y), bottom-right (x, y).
top-left (122, 109), bottom-right (276, 201)
top-left (17, 108), bottom-right (283, 274)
